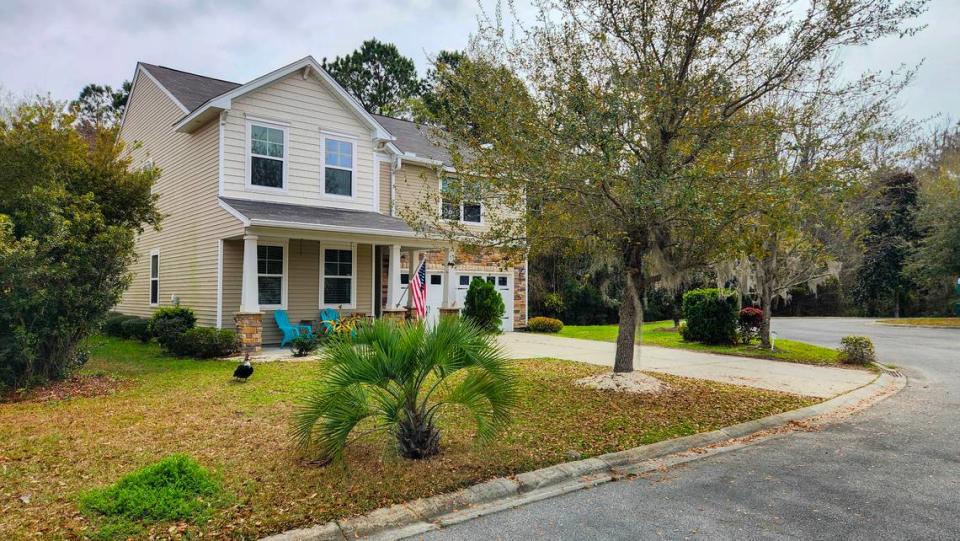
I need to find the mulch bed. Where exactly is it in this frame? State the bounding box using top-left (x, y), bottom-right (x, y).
top-left (1, 374), bottom-right (130, 404)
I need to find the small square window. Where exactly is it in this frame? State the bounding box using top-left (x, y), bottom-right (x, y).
top-left (498, 276), bottom-right (508, 286)
top-left (401, 273), bottom-right (410, 285)
top-left (486, 276), bottom-right (496, 284)
top-left (459, 275), bottom-right (469, 286)
top-left (430, 275), bottom-right (442, 285)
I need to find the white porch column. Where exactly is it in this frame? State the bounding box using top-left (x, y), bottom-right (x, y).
top-left (386, 244), bottom-right (403, 309)
top-left (240, 234), bottom-right (260, 313)
top-left (443, 248), bottom-right (457, 308)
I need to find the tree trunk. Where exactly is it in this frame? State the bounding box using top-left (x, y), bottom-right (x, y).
top-left (760, 284), bottom-right (773, 349)
top-left (614, 269), bottom-right (642, 373)
top-left (759, 235), bottom-right (778, 350)
top-left (894, 292), bottom-right (901, 318)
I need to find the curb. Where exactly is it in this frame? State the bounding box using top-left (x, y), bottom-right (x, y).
top-left (261, 372), bottom-right (904, 541)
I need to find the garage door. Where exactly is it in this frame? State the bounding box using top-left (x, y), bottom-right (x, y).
top-left (423, 272), bottom-right (514, 331)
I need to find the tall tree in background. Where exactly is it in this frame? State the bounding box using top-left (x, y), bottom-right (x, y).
top-left (424, 0), bottom-right (925, 373)
top-left (417, 50), bottom-right (466, 123)
top-left (322, 39), bottom-right (422, 117)
top-left (71, 81), bottom-right (131, 127)
top-left (854, 171), bottom-right (921, 316)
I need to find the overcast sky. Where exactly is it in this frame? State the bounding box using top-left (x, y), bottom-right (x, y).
top-left (0, 0), bottom-right (956, 122)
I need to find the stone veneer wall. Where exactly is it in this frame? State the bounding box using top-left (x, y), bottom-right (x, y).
top-left (379, 248), bottom-right (527, 328)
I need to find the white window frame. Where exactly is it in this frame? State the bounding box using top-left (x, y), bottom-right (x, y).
top-left (245, 119), bottom-right (289, 193)
top-left (257, 239), bottom-right (288, 310)
top-left (321, 131), bottom-right (357, 200)
top-left (439, 177), bottom-right (483, 224)
top-left (319, 243), bottom-right (357, 309)
top-left (149, 248), bottom-right (160, 306)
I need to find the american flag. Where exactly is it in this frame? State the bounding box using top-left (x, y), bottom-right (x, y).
top-left (410, 259), bottom-right (427, 319)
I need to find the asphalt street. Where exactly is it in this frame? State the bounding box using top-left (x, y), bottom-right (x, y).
top-left (410, 318), bottom-right (960, 540)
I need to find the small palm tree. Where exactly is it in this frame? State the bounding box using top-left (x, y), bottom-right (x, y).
top-left (294, 316), bottom-right (519, 461)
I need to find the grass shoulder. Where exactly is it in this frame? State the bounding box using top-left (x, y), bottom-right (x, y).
top-left (556, 321), bottom-right (842, 366)
top-left (876, 317), bottom-right (960, 328)
top-left (0, 335), bottom-right (817, 540)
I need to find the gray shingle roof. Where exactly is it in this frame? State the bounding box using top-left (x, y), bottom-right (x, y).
top-left (371, 114), bottom-right (454, 165)
top-left (138, 62), bottom-right (455, 165)
top-left (140, 63), bottom-right (240, 111)
top-left (220, 197), bottom-right (416, 234)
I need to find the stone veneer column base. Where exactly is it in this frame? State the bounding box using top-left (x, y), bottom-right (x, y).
top-left (234, 312), bottom-right (263, 353)
top-left (381, 308), bottom-right (409, 323)
top-left (438, 307), bottom-right (460, 319)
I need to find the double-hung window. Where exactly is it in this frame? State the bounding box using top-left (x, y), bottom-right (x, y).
top-left (257, 245), bottom-right (284, 307)
top-left (440, 177), bottom-right (482, 223)
top-left (324, 137), bottom-right (354, 197)
top-left (249, 123), bottom-right (286, 189)
top-left (322, 248), bottom-right (354, 306)
top-left (149, 249), bottom-right (160, 306)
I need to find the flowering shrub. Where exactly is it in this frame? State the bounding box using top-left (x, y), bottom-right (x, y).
top-left (737, 307), bottom-right (764, 343)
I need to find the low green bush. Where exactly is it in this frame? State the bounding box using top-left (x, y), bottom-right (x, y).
top-left (463, 278), bottom-right (505, 333)
top-left (680, 288), bottom-right (739, 345)
top-left (171, 328), bottom-right (239, 359)
top-left (737, 306), bottom-right (764, 344)
top-left (839, 335), bottom-right (876, 365)
top-left (289, 334), bottom-right (320, 357)
top-left (528, 316), bottom-right (564, 333)
top-left (149, 306), bottom-right (196, 353)
top-left (120, 318), bottom-right (152, 343)
top-left (79, 454), bottom-right (224, 527)
top-left (103, 314), bottom-right (137, 338)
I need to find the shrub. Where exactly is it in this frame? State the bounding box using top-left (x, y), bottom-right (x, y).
top-left (737, 306), bottom-right (764, 344)
top-left (528, 316), bottom-right (563, 333)
top-left (542, 293), bottom-right (565, 318)
top-left (120, 317), bottom-right (152, 343)
top-left (171, 328), bottom-right (239, 359)
top-left (680, 288), bottom-right (739, 344)
top-left (103, 314), bottom-right (137, 338)
top-left (79, 454), bottom-right (224, 525)
top-left (463, 277), bottom-right (505, 333)
top-left (839, 335), bottom-right (876, 365)
top-left (289, 334), bottom-right (320, 357)
top-left (149, 306), bottom-right (197, 353)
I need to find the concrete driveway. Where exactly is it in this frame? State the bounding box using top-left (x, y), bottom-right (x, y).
top-left (497, 332), bottom-right (873, 398)
top-left (417, 318), bottom-right (960, 540)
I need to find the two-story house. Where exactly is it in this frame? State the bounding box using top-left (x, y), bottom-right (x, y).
top-left (114, 56), bottom-right (527, 351)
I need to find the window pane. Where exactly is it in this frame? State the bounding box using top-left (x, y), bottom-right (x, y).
top-left (401, 273), bottom-right (409, 285)
top-left (150, 280), bottom-right (159, 304)
top-left (251, 125), bottom-right (283, 158)
top-left (498, 276), bottom-right (508, 286)
top-left (459, 275), bottom-right (469, 286)
top-left (325, 168), bottom-right (352, 196)
top-left (325, 139), bottom-right (353, 168)
top-left (486, 276), bottom-right (496, 284)
top-left (150, 254), bottom-right (159, 278)
top-left (441, 200), bottom-right (461, 220)
top-left (258, 276), bottom-right (282, 305)
top-left (252, 157), bottom-right (283, 188)
top-left (324, 277), bottom-right (351, 304)
top-left (463, 203), bottom-right (481, 223)
top-left (430, 275), bottom-right (442, 285)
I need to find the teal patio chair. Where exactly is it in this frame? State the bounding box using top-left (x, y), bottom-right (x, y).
top-left (319, 307), bottom-right (339, 335)
top-left (274, 310), bottom-right (313, 347)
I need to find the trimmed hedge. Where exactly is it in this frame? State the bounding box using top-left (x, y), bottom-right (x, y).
top-left (150, 306), bottom-right (197, 353)
top-left (103, 314), bottom-right (138, 338)
top-left (839, 335), bottom-right (875, 365)
top-left (680, 288), bottom-right (739, 345)
top-left (170, 328), bottom-right (239, 359)
top-left (120, 318), bottom-right (152, 343)
top-left (528, 316), bottom-right (563, 333)
top-left (463, 278), bottom-right (505, 333)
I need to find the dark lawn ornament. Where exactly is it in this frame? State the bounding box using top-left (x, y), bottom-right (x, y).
top-left (233, 354), bottom-right (253, 382)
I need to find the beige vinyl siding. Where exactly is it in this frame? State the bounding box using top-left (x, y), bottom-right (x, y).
top-left (379, 158), bottom-right (392, 214)
top-left (221, 72), bottom-right (378, 211)
top-left (232, 240), bottom-right (373, 345)
top-left (394, 163), bottom-right (496, 234)
top-left (114, 71), bottom-right (244, 326)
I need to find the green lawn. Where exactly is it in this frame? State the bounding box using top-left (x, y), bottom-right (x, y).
top-left (877, 317), bottom-right (960, 328)
top-left (0, 336), bottom-right (817, 540)
top-left (557, 320), bottom-right (841, 365)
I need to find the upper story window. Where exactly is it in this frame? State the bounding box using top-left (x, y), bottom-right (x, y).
top-left (441, 177), bottom-right (482, 223)
top-left (324, 137), bottom-right (354, 197)
top-left (249, 122), bottom-right (286, 190)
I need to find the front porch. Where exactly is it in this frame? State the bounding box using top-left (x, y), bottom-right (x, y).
top-left (222, 231), bottom-right (459, 351)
